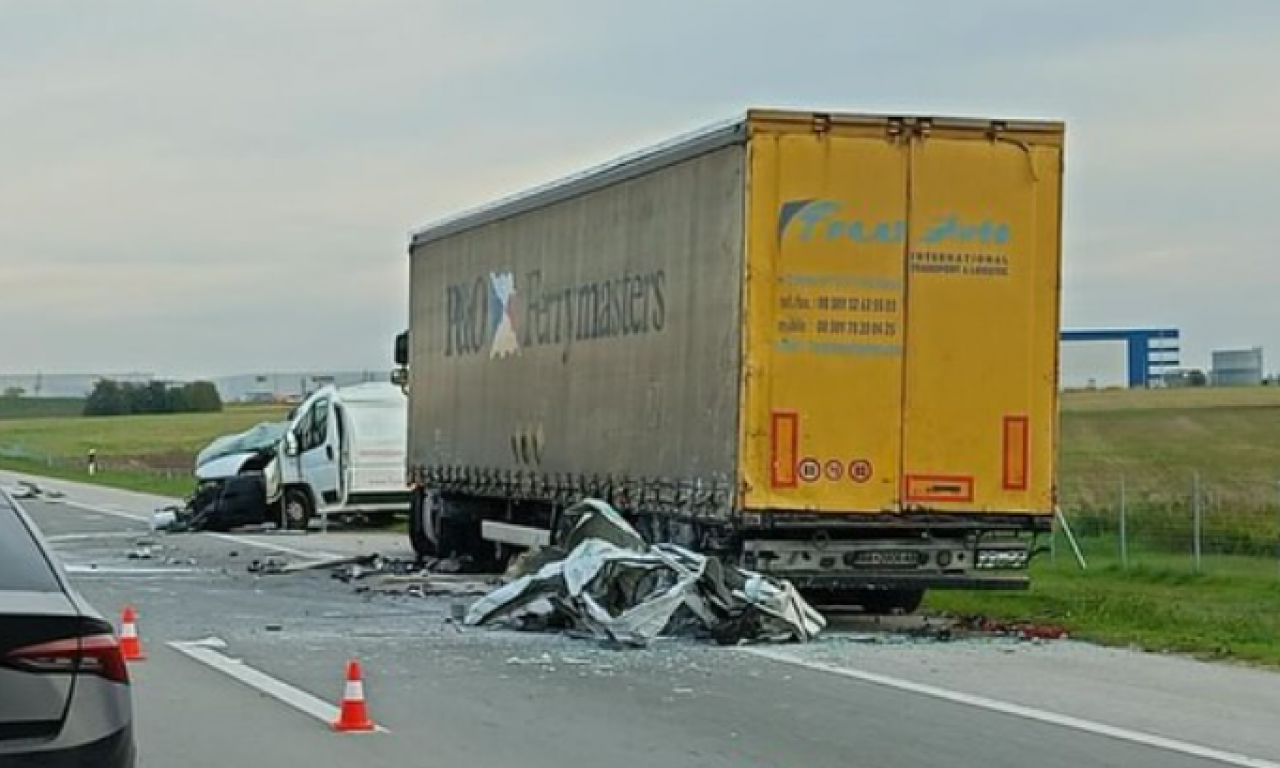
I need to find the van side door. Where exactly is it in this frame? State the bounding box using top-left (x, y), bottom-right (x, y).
top-left (296, 396), bottom-right (341, 509)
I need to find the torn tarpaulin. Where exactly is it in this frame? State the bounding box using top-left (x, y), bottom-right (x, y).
top-left (465, 500), bottom-right (825, 647)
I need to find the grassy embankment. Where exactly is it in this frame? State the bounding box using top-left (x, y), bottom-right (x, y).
top-left (929, 386), bottom-right (1280, 666)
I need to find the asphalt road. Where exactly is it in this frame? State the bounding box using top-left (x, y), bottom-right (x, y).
top-left (8, 474), bottom-right (1279, 768)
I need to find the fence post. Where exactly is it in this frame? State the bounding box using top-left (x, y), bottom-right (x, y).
top-left (1056, 508), bottom-right (1089, 570)
top-left (1119, 476), bottom-right (1129, 570)
top-left (1192, 471), bottom-right (1203, 574)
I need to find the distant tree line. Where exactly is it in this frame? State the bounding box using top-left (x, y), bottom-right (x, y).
top-left (84, 379), bottom-right (223, 416)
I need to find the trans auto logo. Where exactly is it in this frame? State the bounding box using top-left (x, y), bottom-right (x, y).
top-left (778, 199), bottom-right (1010, 246)
top-left (777, 199), bottom-right (905, 245)
top-left (446, 271), bottom-right (521, 359)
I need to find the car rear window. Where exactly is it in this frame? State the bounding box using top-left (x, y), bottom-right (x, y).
top-left (0, 496), bottom-right (61, 592)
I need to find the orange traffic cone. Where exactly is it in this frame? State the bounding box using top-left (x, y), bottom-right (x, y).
top-left (119, 606), bottom-right (146, 661)
top-left (331, 659), bottom-right (376, 732)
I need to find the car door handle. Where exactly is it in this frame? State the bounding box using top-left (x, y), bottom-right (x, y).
top-left (326, 445), bottom-right (334, 461)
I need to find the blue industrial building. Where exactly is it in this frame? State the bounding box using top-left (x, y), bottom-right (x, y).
top-left (1060, 328), bottom-right (1181, 388)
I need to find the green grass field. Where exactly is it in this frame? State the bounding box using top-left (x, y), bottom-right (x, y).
top-left (1060, 388), bottom-right (1280, 485)
top-left (4, 387), bottom-right (1280, 664)
top-left (0, 397), bottom-right (86, 420)
top-left (0, 404), bottom-right (290, 498)
top-left (929, 561), bottom-right (1280, 665)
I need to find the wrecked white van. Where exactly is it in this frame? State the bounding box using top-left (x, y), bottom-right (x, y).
top-left (277, 381), bottom-right (410, 528)
top-left (192, 382), bottom-right (409, 529)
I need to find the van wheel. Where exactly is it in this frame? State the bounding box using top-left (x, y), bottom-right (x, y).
top-left (283, 489), bottom-right (313, 531)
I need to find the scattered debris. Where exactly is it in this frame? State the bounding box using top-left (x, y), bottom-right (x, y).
top-left (247, 553), bottom-right (379, 576)
top-left (330, 555), bottom-right (423, 582)
top-left (244, 549), bottom-right (498, 600)
top-left (506, 654), bottom-right (555, 666)
top-left (466, 500), bottom-right (826, 647)
top-left (151, 508), bottom-right (180, 532)
top-left (247, 557), bottom-right (288, 575)
top-left (904, 620), bottom-right (955, 643)
top-left (3, 480), bottom-right (65, 500)
top-left (431, 555), bottom-right (479, 575)
top-left (955, 615), bottom-right (1069, 641)
top-left (4, 484), bottom-right (37, 500)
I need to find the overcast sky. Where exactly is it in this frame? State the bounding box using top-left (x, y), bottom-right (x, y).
top-left (2, 1), bottom-right (1277, 378)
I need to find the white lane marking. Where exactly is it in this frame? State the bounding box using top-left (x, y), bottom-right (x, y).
top-left (65, 566), bottom-right (200, 575)
top-left (169, 641), bottom-right (388, 733)
top-left (47, 532), bottom-right (141, 542)
top-left (743, 648), bottom-right (1280, 768)
top-left (205, 534), bottom-right (340, 560)
top-left (56, 500), bottom-right (339, 559)
top-left (59, 500), bottom-right (149, 523)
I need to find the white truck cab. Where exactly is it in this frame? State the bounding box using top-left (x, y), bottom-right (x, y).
top-left (279, 381), bottom-right (409, 528)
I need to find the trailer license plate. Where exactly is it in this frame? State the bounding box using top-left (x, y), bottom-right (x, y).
top-left (852, 550), bottom-right (922, 569)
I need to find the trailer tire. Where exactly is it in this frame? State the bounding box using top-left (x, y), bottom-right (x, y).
top-left (857, 588), bottom-right (926, 615)
top-left (283, 488), bottom-right (313, 531)
top-left (409, 488), bottom-right (438, 558)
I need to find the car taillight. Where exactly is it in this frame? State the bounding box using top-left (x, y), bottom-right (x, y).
top-left (4, 634), bottom-right (130, 684)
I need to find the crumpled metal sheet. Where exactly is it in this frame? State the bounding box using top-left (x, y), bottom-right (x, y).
top-left (465, 500), bottom-right (825, 646)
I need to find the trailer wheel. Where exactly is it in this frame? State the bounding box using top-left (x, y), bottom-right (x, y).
top-left (283, 488), bottom-right (313, 531)
top-left (857, 588), bottom-right (926, 615)
top-left (408, 488), bottom-right (438, 558)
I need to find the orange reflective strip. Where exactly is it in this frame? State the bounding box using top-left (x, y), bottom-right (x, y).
top-left (771, 412), bottom-right (799, 488)
top-left (1003, 416), bottom-right (1029, 491)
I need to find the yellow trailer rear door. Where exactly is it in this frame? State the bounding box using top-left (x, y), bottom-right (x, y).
top-left (900, 128), bottom-right (1062, 513)
top-left (741, 118), bottom-right (908, 513)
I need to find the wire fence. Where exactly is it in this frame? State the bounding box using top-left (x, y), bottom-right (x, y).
top-left (1052, 473), bottom-right (1280, 578)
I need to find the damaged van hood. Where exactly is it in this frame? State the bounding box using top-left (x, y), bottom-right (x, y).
top-left (195, 421), bottom-right (289, 471)
top-left (195, 452), bottom-right (260, 481)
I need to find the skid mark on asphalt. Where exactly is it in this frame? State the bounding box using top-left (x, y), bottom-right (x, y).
top-left (743, 648), bottom-right (1280, 768)
top-left (169, 640), bottom-right (388, 733)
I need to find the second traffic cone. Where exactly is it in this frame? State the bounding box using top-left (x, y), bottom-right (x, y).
top-left (331, 659), bottom-right (376, 732)
top-left (119, 606), bottom-right (146, 661)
